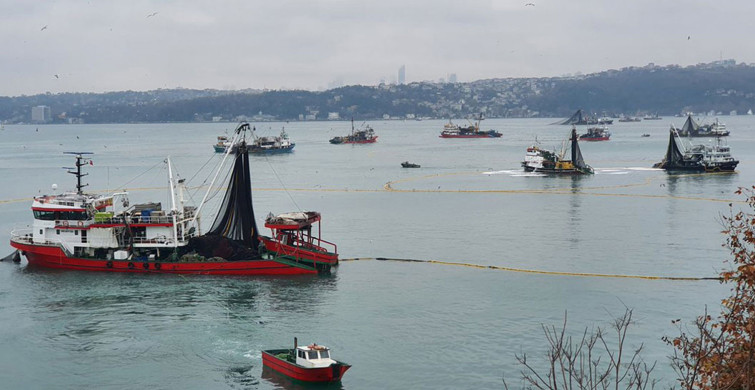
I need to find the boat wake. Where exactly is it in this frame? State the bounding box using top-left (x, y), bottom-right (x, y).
top-left (483, 170), bottom-right (546, 177)
top-left (595, 167), bottom-right (664, 174)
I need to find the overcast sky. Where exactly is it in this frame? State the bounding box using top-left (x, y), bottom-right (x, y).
top-left (1, 0), bottom-right (752, 96)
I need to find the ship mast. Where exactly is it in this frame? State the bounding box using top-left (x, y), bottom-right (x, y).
top-left (167, 157), bottom-right (179, 248)
top-left (63, 152), bottom-right (93, 194)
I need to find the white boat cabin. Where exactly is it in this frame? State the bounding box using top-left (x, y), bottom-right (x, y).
top-left (295, 344), bottom-right (337, 368)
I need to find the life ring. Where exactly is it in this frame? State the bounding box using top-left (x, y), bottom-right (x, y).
top-left (77, 221), bottom-right (84, 227)
top-left (127, 262), bottom-right (135, 269)
top-left (62, 221), bottom-right (69, 227)
top-left (106, 261), bottom-right (113, 268)
top-left (154, 263), bottom-right (161, 270)
top-left (142, 262), bottom-right (149, 270)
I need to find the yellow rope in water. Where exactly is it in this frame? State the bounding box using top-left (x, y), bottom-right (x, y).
top-left (339, 257), bottom-right (720, 281)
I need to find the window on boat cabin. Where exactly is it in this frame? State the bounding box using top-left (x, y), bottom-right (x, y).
top-left (319, 350), bottom-right (329, 359)
top-left (298, 350), bottom-right (305, 359)
top-left (33, 210), bottom-right (87, 221)
top-left (59, 211), bottom-right (87, 220)
top-left (33, 210), bottom-right (56, 220)
top-left (56, 230), bottom-right (60, 235)
top-left (307, 351), bottom-right (319, 360)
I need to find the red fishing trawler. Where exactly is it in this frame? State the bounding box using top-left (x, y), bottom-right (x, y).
top-left (8, 123), bottom-right (337, 275)
top-left (262, 338), bottom-right (351, 383)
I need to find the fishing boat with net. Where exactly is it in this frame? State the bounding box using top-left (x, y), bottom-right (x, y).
top-left (653, 128), bottom-right (738, 172)
top-left (522, 127), bottom-right (594, 174)
top-left (8, 123), bottom-right (337, 275)
top-left (674, 115), bottom-right (730, 137)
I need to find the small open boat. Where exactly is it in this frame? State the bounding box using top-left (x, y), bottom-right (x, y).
top-left (401, 161), bottom-right (420, 168)
top-left (262, 338), bottom-right (351, 383)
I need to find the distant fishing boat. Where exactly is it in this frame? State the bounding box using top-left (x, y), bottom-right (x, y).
top-left (653, 128), bottom-right (738, 172)
top-left (330, 119), bottom-right (378, 144)
top-left (643, 113), bottom-right (662, 120)
top-left (215, 127), bottom-right (295, 154)
top-left (401, 161), bottom-right (420, 168)
top-left (439, 115), bottom-right (502, 138)
top-left (674, 115), bottom-right (730, 137)
top-left (249, 127), bottom-right (295, 154)
top-left (522, 127), bottom-right (594, 174)
top-left (556, 109), bottom-right (609, 125)
top-left (579, 126), bottom-right (611, 141)
top-left (214, 135), bottom-right (233, 153)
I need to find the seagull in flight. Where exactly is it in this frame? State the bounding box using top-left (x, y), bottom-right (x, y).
top-left (54, 74), bottom-right (59, 79)
top-left (525, 2), bottom-right (535, 6)
top-left (40, 25), bottom-right (48, 31)
top-left (147, 12), bottom-right (158, 18)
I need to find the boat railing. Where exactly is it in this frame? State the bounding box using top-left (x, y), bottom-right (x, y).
top-left (10, 228), bottom-right (75, 256)
top-left (290, 237), bottom-right (337, 256)
top-left (93, 214), bottom-right (193, 226)
top-left (10, 228), bottom-right (34, 244)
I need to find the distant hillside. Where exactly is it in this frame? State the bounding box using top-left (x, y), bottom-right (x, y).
top-left (2, 60), bottom-right (754, 124)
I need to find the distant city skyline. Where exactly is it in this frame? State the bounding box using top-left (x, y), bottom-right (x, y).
top-left (1, 1), bottom-right (754, 96)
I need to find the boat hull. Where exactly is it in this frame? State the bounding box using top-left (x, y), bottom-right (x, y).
top-left (10, 241), bottom-right (318, 275)
top-left (262, 350), bottom-right (351, 382)
top-left (655, 161), bottom-right (739, 173)
top-left (331, 138), bottom-right (378, 144)
top-left (523, 165), bottom-right (592, 175)
top-left (249, 144), bottom-right (296, 154)
top-left (439, 133), bottom-right (501, 138)
top-left (259, 236), bottom-right (338, 266)
top-left (579, 136), bottom-right (610, 141)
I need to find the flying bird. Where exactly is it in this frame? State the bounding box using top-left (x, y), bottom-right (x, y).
top-left (525, 2), bottom-right (535, 6)
top-left (687, 35), bottom-right (691, 40)
top-left (147, 12), bottom-right (158, 18)
top-left (54, 74), bottom-right (59, 79)
top-left (40, 25), bottom-right (48, 31)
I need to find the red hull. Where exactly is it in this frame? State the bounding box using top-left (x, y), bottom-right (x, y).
top-left (10, 241), bottom-right (317, 275)
top-left (262, 351), bottom-right (350, 382)
top-left (259, 237), bottom-right (338, 265)
top-left (579, 137), bottom-right (610, 141)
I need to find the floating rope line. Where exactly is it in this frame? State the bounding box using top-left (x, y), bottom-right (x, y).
top-left (0, 170), bottom-right (743, 205)
top-left (340, 257), bottom-right (721, 281)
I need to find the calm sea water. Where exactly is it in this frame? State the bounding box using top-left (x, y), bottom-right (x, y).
top-left (1, 117), bottom-right (754, 389)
